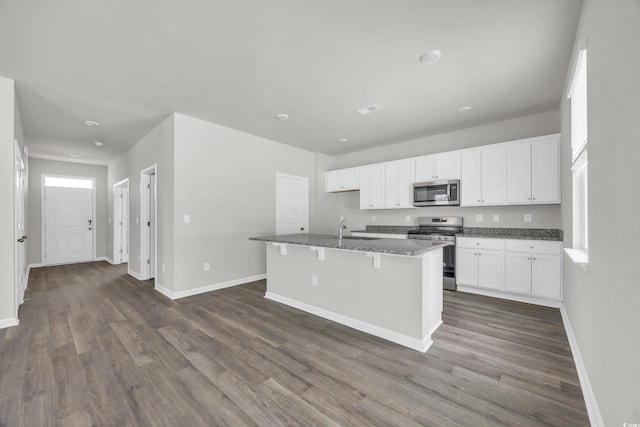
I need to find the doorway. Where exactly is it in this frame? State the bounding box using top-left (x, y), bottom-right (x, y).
top-left (140, 165), bottom-right (157, 280)
top-left (113, 179), bottom-right (129, 264)
top-left (14, 141), bottom-right (26, 313)
top-left (276, 173), bottom-right (309, 235)
top-left (42, 175), bottom-right (95, 265)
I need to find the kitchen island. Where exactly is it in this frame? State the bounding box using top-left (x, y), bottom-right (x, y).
top-left (249, 233), bottom-right (448, 352)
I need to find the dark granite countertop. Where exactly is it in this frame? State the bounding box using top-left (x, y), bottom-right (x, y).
top-left (351, 225), bottom-right (418, 234)
top-left (249, 233), bottom-right (448, 256)
top-left (458, 228), bottom-right (563, 241)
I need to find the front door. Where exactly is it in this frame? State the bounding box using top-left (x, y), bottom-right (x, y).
top-left (276, 173), bottom-right (308, 235)
top-left (44, 184), bottom-right (94, 265)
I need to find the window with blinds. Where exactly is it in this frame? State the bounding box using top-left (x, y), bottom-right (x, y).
top-left (569, 49), bottom-right (588, 161)
top-left (568, 47), bottom-right (589, 260)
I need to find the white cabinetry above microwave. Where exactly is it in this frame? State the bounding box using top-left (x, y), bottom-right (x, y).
top-left (506, 134), bottom-right (561, 204)
top-left (415, 152), bottom-right (461, 182)
top-left (324, 133), bottom-right (561, 209)
top-left (325, 167), bottom-right (359, 192)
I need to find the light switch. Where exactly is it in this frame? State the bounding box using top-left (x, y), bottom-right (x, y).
top-left (476, 214), bottom-right (483, 223)
top-left (372, 216), bottom-right (377, 222)
top-left (184, 214), bottom-right (191, 224)
top-left (524, 214), bottom-right (532, 223)
top-left (405, 215), bottom-right (411, 222)
top-left (493, 214), bottom-right (500, 222)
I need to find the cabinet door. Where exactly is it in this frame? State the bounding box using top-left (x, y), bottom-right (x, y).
top-left (385, 160), bottom-right (414, 208)
top-left (360, 164), bottom-right (385, 209)
top-left (531, 254), bottom-right (562, 299)
top-left (456, 248), bottom-right (478, 286)
top-left (477, 250), bottom-right (504, 290)
top-left (505, 252), bottom-right (532, 294)
top-left (436, 152), bottom-right (461, 180)
top-left (532, 137), bottom-right (560, 204)
top-left (414, 155), bottom-right (436, 182)
top-left (506, 142), bottom-right (532, 203)
top-left (460, 150), bottom-right (482, 206)
top-left (325, 168), bottom-right (359, 192)
top-left (480, 147), bottom-right (506, 205)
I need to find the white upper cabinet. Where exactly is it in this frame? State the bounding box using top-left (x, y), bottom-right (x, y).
top-left (359, 164), bottom-right (386, 209)
top-left (385, 159), bottom-right (415, 209)
top-left (415, 152), bottom-right (461, 182)
top-left (325, 167), bottom-right (360, 192)
top-left (531, 135), bottom-right (561, 204)
top-left (461, 145), bottom-right (506, 206)
top-left (507, 134), bottom-right (560, 204)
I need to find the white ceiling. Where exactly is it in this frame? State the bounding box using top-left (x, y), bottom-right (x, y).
top-left (0, 0), bottom-right (582, 165)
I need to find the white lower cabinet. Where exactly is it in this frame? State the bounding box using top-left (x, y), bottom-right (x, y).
top-left (456, 238), bottom-right (505, 290)
top-left (458, 237), bottom-right (563, 306)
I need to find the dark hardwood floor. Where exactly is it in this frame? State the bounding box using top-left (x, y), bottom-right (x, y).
top-left (0, 262), bottom-right (589, 426)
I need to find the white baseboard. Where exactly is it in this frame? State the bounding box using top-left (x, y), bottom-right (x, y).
top-left (128, 269), bottom-right (141, 280)
top-left (28, 263), bottom-right (43, 269)
top-left (265, 291), bottom-right (433, 353)
top-left (103, 257), bottom-right (115, 265)
top-left (154, 282), bottom-right (175, 300)
top-left (457, 286), bottom-right (561, 308)
top-left (94, 256), bottom-right (107, 262)
top-left (0, 318), bottom-right (19, 329)
top-left (560, 304), bottom-right (604, 427)
top-left (156, 274), bottom-right (267, 300)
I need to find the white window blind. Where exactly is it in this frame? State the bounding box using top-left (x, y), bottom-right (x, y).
top-left (569, 49), bottom-right (588, 162)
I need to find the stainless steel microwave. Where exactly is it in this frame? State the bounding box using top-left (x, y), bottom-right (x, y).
top-left (413, 180), bottom-right (460, 206)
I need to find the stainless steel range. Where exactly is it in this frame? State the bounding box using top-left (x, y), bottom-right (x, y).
top-left (407, 216), bottom-right (463, 291)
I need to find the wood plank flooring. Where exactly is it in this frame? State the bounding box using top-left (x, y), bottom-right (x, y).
top-left (0, 262), bottom-right (589, 426)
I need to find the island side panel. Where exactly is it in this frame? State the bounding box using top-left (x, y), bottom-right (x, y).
top-left (265, 243), bottom-right (427, 343)
top-left (423, 249), bottom-right (443, 338)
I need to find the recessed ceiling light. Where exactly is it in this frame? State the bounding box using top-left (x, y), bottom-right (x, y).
top-left (356, 104), bottom-right (381, 115)
top-left (69, 153), bottom-right (80, 158)
top-left (275, 113), bottom-right (289, 121)
top-left (457, 106), bottom-right (472, 113)
top-left (83, 120), bottom-right (100, 127)
top-left (419, 50), bottom-right (442, 64)
top-left (337, 138), bottom-right (348, 143)
top-left (94, 141), bottom-right (103, 147)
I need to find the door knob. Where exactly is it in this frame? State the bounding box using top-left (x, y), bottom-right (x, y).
top-left (21, 235), bottom-right (27, 240)
top-left (300, 227), bottom-right (305, 231)
top-left (17, 238), bottom-right (24, 243)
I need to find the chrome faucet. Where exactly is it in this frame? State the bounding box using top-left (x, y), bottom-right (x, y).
top-left (338, 217), bottom-right (347, 243)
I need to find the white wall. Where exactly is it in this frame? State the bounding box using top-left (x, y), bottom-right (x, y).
top-left (560, 0), bottom-right (640, 424)
top-left (316, 110), bottom-right (562, 234)
top-left (0, 76), bottom-right (16, 324)
top-left (107, 115), bottom-right (174, 286)
top-left (172, 113), bottom-right (318, 293)
top-left (27, 158), bottom-right (108, 265)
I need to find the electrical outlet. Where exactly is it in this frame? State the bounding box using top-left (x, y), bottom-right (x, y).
top-left (524, 214), bottom-right (532, 223)
top-left (136, 217), bottom-right (139, 225)
top-left (476, 214), bottom-right (483, 223)
top-left (203, 262), bottom-right (210, 271)
top-left (312, 275), bottom-right (318, 287)
top-left (184, 214), bottom-right (191, 224)
top-left (405, 215), bottom-right (411, 222)
top-left (372, 215), bottom-right (377, 222)
top-left (339, 215), bottom-right (345, 222)
top-left (493, 214), bottom-right (500, 222)
top-left (162, 263), bottom-right (166, 273)
top-left (108, 218), bottom-right (111, 224)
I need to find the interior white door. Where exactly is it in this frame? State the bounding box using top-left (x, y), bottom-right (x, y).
top-left (276, 174), bottom-right (308, 235)
top-left (45, 187), bottom-right (93, 265)
top-left (148, 172), bottom-right (156, 279)
top-left (121, 186), bottom-right (129, 263)
top-left (14, 142), bottom-right (26, 308)
top-left (114, 183), bottom-right (130, 264)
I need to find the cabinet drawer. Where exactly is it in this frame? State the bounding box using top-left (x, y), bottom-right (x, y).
top-left (456, 237), bottom-right (505, 250)
top-left (505, 240), bottom-right (562, 255)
